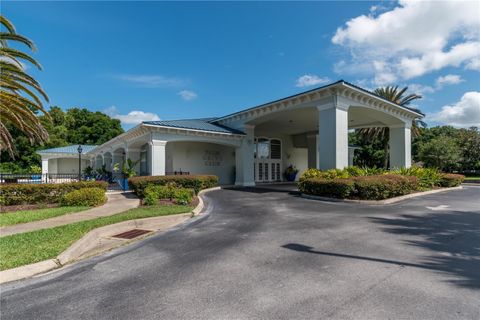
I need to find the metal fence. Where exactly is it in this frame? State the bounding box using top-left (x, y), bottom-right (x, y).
top-left (0, 173), bottom-right (81, 184)
top-left (0, 171), bottom-right (191, 191)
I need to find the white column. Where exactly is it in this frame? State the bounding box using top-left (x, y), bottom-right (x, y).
top-left (317, 100), bottom-right (349, 170)
top-left (306, 134), bottom-right (318, 169)
top-left (148, 140), bottom-right (167, 176)
top-left (41, 157), bottom-right (49, 182)
top-left (235, 125), bottom-right (255, 186)
top-left (389, 123), bottom-right (412, 169)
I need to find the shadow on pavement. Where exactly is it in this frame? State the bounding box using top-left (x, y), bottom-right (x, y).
top-left (367, 211), bottom-right (480, 289)
top-left (223, 184), bottom-right (300, 195)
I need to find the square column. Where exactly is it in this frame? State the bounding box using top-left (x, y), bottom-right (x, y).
top-left (41, 157), bottom-right (49, 175)
top-left (317, 102), bottom-right (349, 170)
top-left (148, 140), bottom-right (167, 176)
top-left (389, 124), bottom-right (412, 169)
top-left (235, 125), bottom-right (255, 186)
top-left (306, 134), bottom-right (318, 169)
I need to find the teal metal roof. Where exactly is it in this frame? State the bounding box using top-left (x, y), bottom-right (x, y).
top-left (37, 145), bottom-right (97, 154)
top-left (143, 118), bottom-right (245, 135)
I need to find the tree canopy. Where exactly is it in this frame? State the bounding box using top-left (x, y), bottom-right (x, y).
top-left (0, 107), bottom-right (124, 172)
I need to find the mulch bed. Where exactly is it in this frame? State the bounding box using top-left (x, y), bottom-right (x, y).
top-left (1, 203), bottom-right (60, 213)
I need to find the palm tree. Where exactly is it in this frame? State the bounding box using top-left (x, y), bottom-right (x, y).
top-left (357, 86), bottom-right (424, 168)
top-left (0, 15), bottom-right (50, 157)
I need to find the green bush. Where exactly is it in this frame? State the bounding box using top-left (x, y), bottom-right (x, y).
top-left (174, 188), bottom-right (195, 205)
top-left (298, 178), bottom-right (355, 198)
top-left (353, 175), bottom-right (419, 200)
top-left (143, 184), bottom-right (176, 205)
top-left (143, 184), bottom-right (195, 206)
top-left (61, 188), bottom-right (106, 207)
top-left (300, 166), bottom-right (385, 181)
top-left (128, 175), bottom-right (218, 197)
top-left (0, 181), bottom-right (108, 206)
top-left (393, 166), bottom-right (442, 189)
top-left (438, 173), bottom-right (465, 187)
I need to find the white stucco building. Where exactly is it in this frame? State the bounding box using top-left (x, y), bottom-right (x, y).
top-left (38, 80), bottom-right (423, 186)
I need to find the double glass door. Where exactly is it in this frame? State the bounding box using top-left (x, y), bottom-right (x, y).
top-left (254, 138), bottom-right (282, 183)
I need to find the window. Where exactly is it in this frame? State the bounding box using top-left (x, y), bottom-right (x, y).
top-left (254, 138), bottom-right (281, 160)
top-left (270, 139), bottom-right (281, 159)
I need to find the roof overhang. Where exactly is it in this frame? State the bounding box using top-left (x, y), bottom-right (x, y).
top-left (214, 80), bottom-right (424, 125)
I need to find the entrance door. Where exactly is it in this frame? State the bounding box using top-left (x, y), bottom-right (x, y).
top-left (254, 138), bottom-right (282, 183)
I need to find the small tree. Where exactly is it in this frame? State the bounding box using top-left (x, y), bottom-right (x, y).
top-left (418, 135), bottom-right (461, 172)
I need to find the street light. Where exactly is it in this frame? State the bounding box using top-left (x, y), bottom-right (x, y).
top-left (77, 145), bottom-right (83, 181)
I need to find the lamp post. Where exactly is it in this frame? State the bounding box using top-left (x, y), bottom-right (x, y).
top-left (77, 145), bottom-right (83, 181)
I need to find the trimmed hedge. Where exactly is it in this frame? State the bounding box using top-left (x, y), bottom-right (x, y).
top-left (299, 174), bottom-right (419, 200)
top-left (353, 175), bottom-right (419, 200)
top-left (128, 175), bottom-right (218, 197)
top-left (439, 173), bottom-right (465, 187)
top-left (298, 178), bottom-right (355, 198)
top-left (0, 181), bottom-right (108, 206)
top-left (61, 187), bottom-right (106, 207)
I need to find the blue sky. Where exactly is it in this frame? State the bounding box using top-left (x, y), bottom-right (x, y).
top-left (4, 1), bottom-right (480, 129)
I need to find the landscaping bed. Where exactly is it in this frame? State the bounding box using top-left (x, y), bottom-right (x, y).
top-left (298, 167), bottom-right (465, 200)
top-left (0, 204), bottom-right (193, 270)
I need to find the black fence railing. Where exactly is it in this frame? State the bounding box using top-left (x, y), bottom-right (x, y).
top-left (0, 173), bottom-right (81, 184)
top-left (0, 171), bottom-right (190, 190)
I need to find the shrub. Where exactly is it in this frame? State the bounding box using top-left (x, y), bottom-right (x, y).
top-left (128, 175), bottom-right (218, 197)
top-left (392, 166), bottom-right (442, 189)
top-left (354, 175), bottom-right (419, 200)
top-left (298, 178), bottom-right (355, 198)
top-left (143, 184), bottom-right (176, 205)
top-left (300, 166), bottom-right (385, 181)
top-left (438, 173), bottom-right (465, 187)
top-left (174, 188), bottom-right (195, 205)
top-left (61, 188), bottom-right (106, 207)
top-left (143, 184), bottom-right (195, 206)
top-left (0, 181), bottom-right (108, 206)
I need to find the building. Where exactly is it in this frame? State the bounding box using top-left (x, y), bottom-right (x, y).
top-left (37, 80), bottom-right (422, 186)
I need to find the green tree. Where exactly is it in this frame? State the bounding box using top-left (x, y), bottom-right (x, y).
top-left (417, 135), bottom-right (462, 171)
top-left (457, 127), bottom-right (480, 171)
top-left (1, 107), bottom-right (124, 172)
top-left (357, 86), bottom-right (424, 168)
top-left (0, 15), bottom-right (50, 157)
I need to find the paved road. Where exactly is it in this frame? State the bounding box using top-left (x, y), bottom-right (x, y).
top-left (1, 185), bottom-right (479, 319)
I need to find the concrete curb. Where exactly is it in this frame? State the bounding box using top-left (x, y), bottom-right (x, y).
top-left (192, 186), bottom-right (222, 216)
top-left (0, 259), bottom-right (60, 284)
top-left (301, 186), bottom-right (463, 205)
top-left (0, 185), bottom-right (222, 285)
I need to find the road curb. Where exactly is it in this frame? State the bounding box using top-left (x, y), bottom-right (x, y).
top-left (0, 185), bottom-right (221, 285)
top-left (192, 186), bottom-right (222, 216)
top-left (301, 186), bottom-right (463, 205)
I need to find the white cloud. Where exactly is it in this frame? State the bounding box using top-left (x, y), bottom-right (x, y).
top-left (435, 74), bottom-right (464, 87)
top-left (104, 106), bottom-right (160, 125)
top-left (178, 90), bottom-right (198, 101)
top-left (332, 0), bottom-right (480, 83)
top-left (114, 74), bottom-right (187, 88)
top-left (427, 92), bottom-right (480, 127)
top-left (295, 74), bottom-right (330, 87)
top-left (408, 83), bottom-right (435, 96)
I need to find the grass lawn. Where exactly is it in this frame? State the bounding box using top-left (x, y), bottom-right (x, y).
top-left (464, 176), bottom-right (480, 181)
top-left (0, 207), bottom-right (89, 227)
top-left (0, 205), bottom-right (193, 271)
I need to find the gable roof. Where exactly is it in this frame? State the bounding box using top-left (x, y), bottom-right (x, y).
top-left (143, 118), bottom-right (245, 135)
top-left (213, 80), bottom-right (424, 122)
top-left (37, 145), bottom-right (97, 155)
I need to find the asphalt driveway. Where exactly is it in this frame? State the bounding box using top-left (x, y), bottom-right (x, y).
top-left (1, 185), bottom-right (479, 319)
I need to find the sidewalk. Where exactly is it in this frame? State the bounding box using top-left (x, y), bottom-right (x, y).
top-left (0, 192), bottom-right (140, 237)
